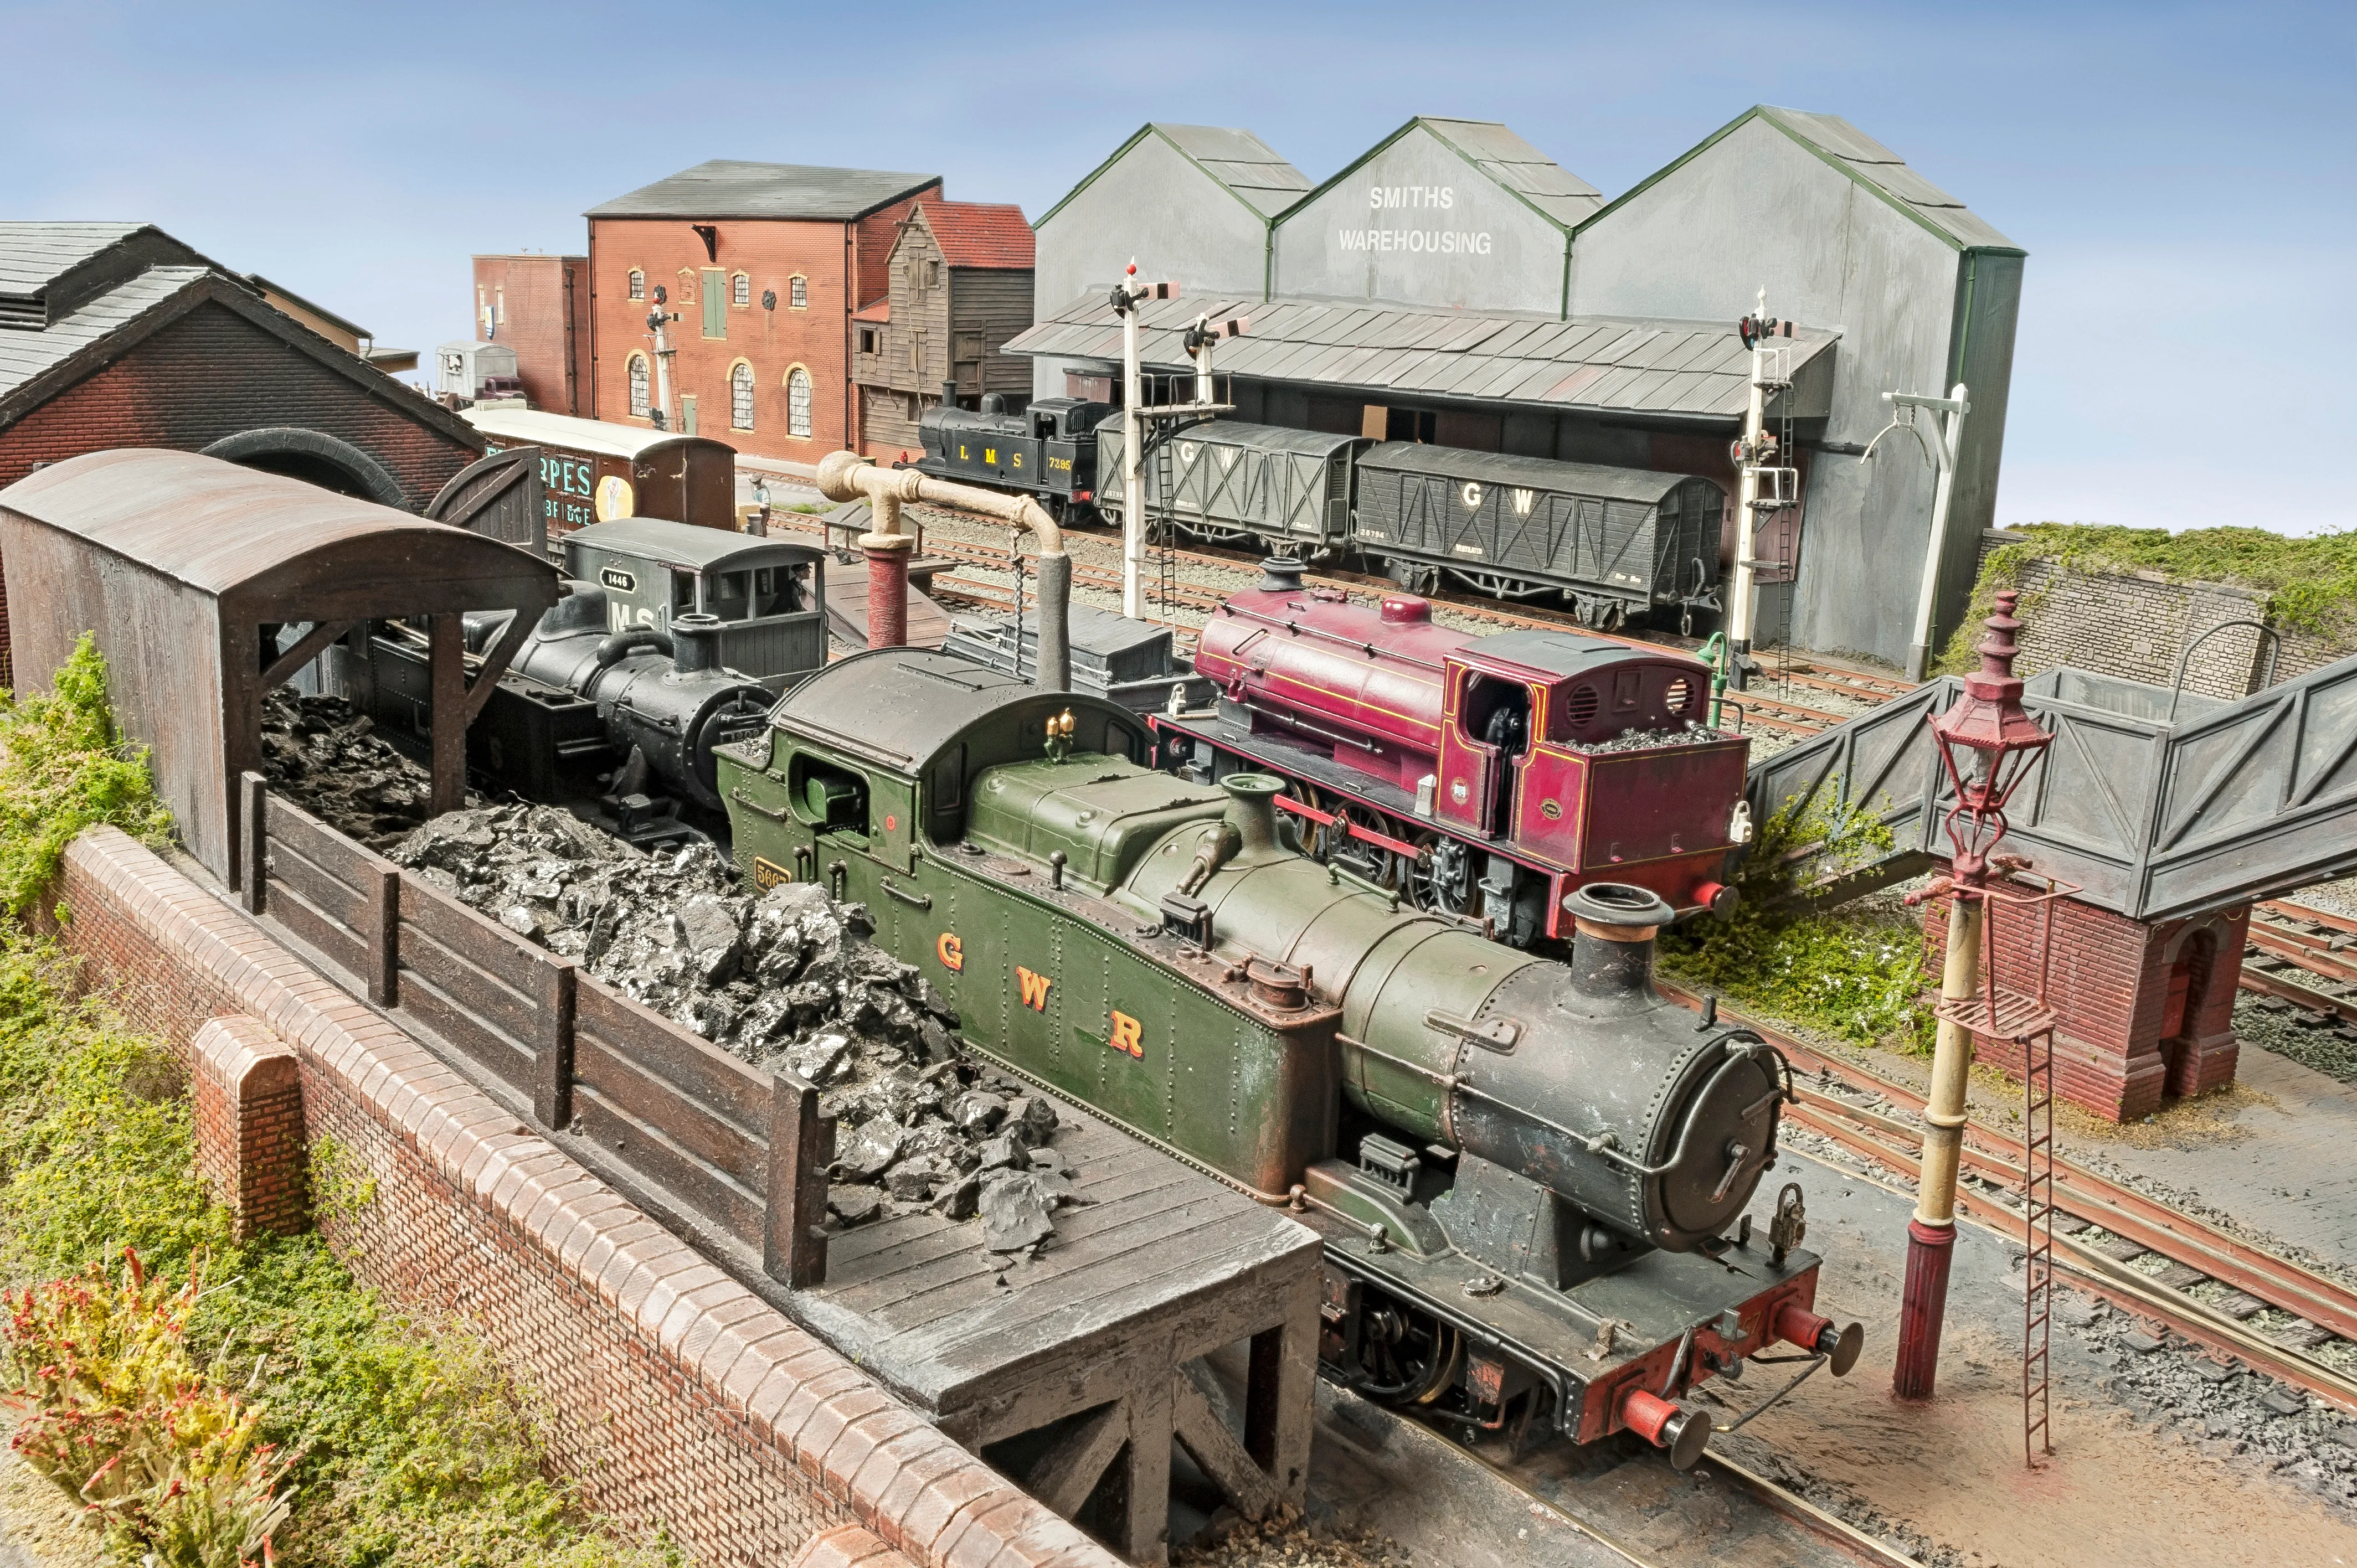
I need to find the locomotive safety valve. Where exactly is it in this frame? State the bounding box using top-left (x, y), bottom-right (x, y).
top-left (1619, 1387), bottom-right (1710, 1470)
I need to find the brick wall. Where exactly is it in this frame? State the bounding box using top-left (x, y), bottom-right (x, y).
top-left (1973, 531), bottom-right (2355, 697)
top-left (474, 256), bottom-right (590, 415)
top-left (1923, 888), bottom-right (2246, 1120)
top-left (190, 1014), bottom-right (308, 1240)
top-left (588, 194), bottom-right (936, 461)
top-left (54, 827), bottom-right (1110, 1568)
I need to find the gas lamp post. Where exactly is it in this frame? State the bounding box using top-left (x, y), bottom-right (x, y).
top-left (1894, 589), bottom-right (2052, 1399)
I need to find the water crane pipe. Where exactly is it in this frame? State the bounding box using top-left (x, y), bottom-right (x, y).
top-left (814, 450), bottom-right (1070, 693)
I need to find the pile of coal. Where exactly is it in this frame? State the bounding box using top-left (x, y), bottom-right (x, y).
top-left (259, 686), bottom-right (457, 850)
top-left (391, 804), bottom-right (1085, 1254)
top-left (1578, 721), bottom-right (1727, 754)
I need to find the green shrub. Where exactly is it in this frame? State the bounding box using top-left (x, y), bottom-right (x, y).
top-left (1658, 800), bottom-right (1936, 1052)
top-left (0, 925), bottom-right (668, 1568)
top-left (0, 632), bottom-right (175, 915)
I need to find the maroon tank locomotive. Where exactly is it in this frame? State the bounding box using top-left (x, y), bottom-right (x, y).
top-left (1151, 560), bottom-right (1751, 945)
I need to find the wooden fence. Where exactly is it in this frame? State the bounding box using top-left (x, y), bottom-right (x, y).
top-left (239, 772), bottom-right (831, 1287)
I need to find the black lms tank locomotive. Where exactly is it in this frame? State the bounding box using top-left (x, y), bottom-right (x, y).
top-left (915, 394), bottom-right (1116, 519)
top-left (717, 651), bottom-right (1862, 1467)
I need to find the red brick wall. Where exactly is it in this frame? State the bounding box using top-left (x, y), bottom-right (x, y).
top-left (588, 192), bottom-right (937, 460)
top-left (54, 828), bottom-right (1109, 1568)
top-left (0, 301), bottom-right (477, 503)
top-left (473, 256), bottom-right (590, 415)
top-left (191, 1015), bottom-right (309, 1240)
top-left (1922, 885), bottom-right (2247, 1120)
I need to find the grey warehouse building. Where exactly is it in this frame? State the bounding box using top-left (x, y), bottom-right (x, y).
top-left (1011, 109), bottom-right (2023, 669)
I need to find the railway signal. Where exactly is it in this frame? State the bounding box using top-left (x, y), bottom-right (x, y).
top-left (1111, 262), bottom-right (1181, 618)
top-left (1728, 290), bottom-right (1796, 691)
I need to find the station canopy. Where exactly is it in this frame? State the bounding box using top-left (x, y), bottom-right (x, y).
top-left (1005, 292), bottom-right (1838, 424)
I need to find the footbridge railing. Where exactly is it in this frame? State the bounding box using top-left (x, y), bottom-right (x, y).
top-left (1748, 652), bottom-right (2357, 922)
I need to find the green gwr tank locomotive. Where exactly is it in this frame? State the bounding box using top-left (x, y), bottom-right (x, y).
top-left (715, 649), bottom-right (1861, 1464)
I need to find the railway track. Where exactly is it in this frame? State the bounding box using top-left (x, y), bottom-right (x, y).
top-left (1405, 1409), bottom-right (1924, 1568)
top-left (1655, 979), bottom-right (2357, 1415)
top-left (2240, 899), bottom-right (2357, 1028)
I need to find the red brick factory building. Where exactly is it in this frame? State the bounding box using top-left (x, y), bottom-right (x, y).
top-left (582, 161), bottom-right (941, 455)
top-left (469, 252), bottom-right (591, 414)
top-left (0, 220), bottom-right (482, 680)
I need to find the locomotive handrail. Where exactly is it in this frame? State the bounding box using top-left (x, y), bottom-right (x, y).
top-left (1216, 601), bottom-right (1449, 672)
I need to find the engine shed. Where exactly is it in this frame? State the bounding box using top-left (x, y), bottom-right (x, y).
top-left (0, 448), bottom-right (558, 886)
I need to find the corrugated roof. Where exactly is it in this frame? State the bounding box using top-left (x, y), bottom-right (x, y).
top-left (1418, 119), bottom-right (1604, 229)
top-left (914, 202), bottom-right (1033, 269)
top-left (464, 406), bottom-right (726, 460)
top-left (0, 222), bottom-right (147, 296)
top-left (1154, 125), bottom-right (1313, 217)
top-left (0, 265), bottom-right (208, 400)
top-left (1758, 107), bottom-right (2016, 249)
top-left (1006, 290), bottom-right (1834, 422)
top-left (587, 160), bottom-right (940, 221)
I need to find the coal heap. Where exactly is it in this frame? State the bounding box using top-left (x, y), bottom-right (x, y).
top-left (259, 687), bottom-right (459, 850)
top-left (392, 804), bottom-right (1084, 1255)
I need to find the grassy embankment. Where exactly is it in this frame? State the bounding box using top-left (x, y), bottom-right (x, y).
top-left (0, 635), bottom-right (671, 1568)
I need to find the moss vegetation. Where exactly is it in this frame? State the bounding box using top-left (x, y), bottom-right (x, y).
top-left (1657, 801), bottom-right (1936, 1054)
top-left (0, 641), bottom-right (667, 1567)
top-left (1936, 522), bottom-right (2357, 674)
top-left (0, 633), bottom-right (174, 916)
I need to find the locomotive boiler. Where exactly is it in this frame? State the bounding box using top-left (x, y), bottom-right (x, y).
top-left (1154, 559), bottom-right (1750, 947)
top-left (716, 649), bottom-right (1861, 1465)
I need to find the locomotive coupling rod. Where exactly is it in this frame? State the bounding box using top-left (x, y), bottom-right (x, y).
top-left (817, 450), bottom-right (1070, 692)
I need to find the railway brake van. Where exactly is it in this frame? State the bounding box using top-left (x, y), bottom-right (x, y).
top-left (716, 648), bottom-right (1860, 1465)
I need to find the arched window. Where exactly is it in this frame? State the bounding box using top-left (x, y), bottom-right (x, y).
top-left (786, 367), bottom-right (812, 439)
top-left (732, 272), bottom-right (750, 307)
top-left (788, 275), bottom-right (807, 310)
top-left (627, 353), bottom-right (650, 418)
top-left (730, 361), bottom-right (755, 430)
top-left (627, 269), bottom-right (645, 301)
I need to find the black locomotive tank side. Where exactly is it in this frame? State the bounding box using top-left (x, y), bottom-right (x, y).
top-left (915, 395), bottom-right (1114, 517)
top-left (714, 650), bottom-right (1861, 1466)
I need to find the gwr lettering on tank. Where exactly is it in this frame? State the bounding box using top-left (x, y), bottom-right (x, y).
top-left (1016, 966), bottom-right (1053, 1010)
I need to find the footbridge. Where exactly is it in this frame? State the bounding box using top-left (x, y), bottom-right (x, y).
top-left (1748, 654), bottom-right (2357, 921)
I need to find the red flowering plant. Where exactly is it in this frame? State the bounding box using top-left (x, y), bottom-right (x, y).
top-left (5, 1247), bottom-right (294, 1567)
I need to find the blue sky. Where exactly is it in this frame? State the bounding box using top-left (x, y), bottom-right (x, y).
top-left (7, 1), bottom-right (2351, 534)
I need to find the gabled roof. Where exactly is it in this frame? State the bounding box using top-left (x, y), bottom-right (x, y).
top-left (1280, 118), bottom-right (1604, 233)
top-left (1005, 288), bottom-right (1837, 424)
top-left (851, 298), bottom-right (891, 324)
top-left (586, 160), bottom-right (940, 222)
top-left (1583, 106), bottom-right (2020, 253)
top-left (911, 203), bottom-right (1033, 269)
top-left (0, 255), bottom-right (479, 452)
top-left (0, 222), bottom-right (150, 294)
top-left (1035, 124), bottom-right (1311, 229)
top-left (246, 273), bottom-right (369, 341)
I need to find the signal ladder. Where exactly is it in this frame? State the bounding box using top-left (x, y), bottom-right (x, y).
top-left (1746, 343), bottom-right (1804, 698)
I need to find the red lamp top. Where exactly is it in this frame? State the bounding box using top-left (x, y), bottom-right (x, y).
top-left (1929, 590), bottom-right (2050, 762)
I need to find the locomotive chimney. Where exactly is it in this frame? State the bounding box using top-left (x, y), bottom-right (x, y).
top-left (1258, 556), bottom-right (1306, 594)
top-left (1221, 772), bottom-right (1288, 862)
top-left (1563, 883), bottom-right (1675, 1002)
top-left (670, 611), bottom-right (722, 675)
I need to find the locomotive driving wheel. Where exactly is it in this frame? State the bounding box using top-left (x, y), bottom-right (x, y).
top-left (1322, 803), bottom-right (1398, 889)
top-left (1356, 1299), bottom-right (1463, 1408)
top-left (1405, 831), bottom-right (1475, 916)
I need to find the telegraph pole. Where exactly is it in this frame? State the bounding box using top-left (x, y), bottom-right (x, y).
top-left (1110, 263), bottom-right (1179, 618)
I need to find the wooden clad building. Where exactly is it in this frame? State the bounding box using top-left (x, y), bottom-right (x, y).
top-left (852, 202), bottom-right (1035, 457)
